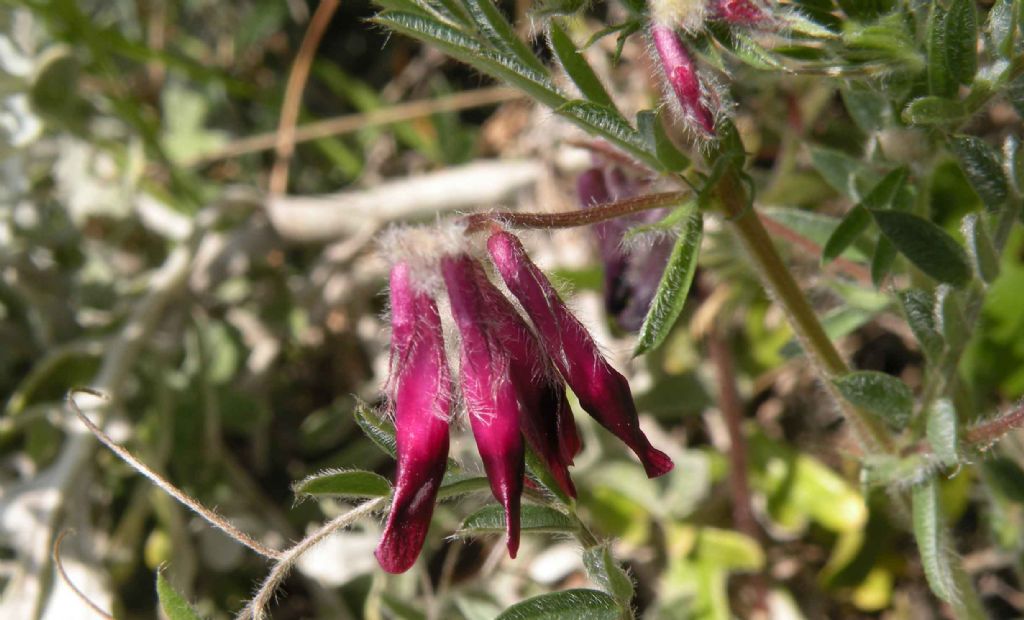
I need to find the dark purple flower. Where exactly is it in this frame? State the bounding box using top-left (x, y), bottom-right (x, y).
top-left (487, 231), bottom-right (675, 478)
top-left (376, 263), bottom-right (453, 574)
top-left (651, 24), bottom-right (716, 137)
top-left (442, 254), bottom-right (525, 557)
top-left (577, 166), bottom-right (676, 332)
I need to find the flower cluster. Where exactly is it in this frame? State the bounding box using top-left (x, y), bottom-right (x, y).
top-left (375, 225), bottom-right (674, 574)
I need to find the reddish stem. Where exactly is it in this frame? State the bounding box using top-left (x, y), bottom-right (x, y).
top-left (463, 191), bottom-right (689, 233)
top-left (965, 404), bottom-right (1024, 447)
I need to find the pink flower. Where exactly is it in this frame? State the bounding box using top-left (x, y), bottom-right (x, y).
top-left (713, 0), bottom-right (767, 25)
top-left (442, 254), bottom-right (526, 557)
top-left (375, 263), bottom-right (453, 574)
top-left (651, 24), bottom-right (716, 137)
top-left (468, 255), bottom-right (581, 497)
top-left (487, 230), bottom-right (675, 478)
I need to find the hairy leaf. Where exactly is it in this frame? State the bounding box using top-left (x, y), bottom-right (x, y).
top-left (583, 545), bottom-right (635, 604)
top-left (927, 399), bottom-right (959, 466)
top-left (634, 212), bottom-right (703, 355)
top-left (871, 210), bottom-right (972, 286)
top-left (496, 589), bottom-right (621, 620)
top-left (459, 504), bottom-right (577, 535)
top-left (548, 21), bottom-right (614, 107)
top-left (292, 469), bottom-right (392, 498)
top-left (949, 135), bottom-right (1009, 210)
top-left (157, 571), bottom-right (203, 620)
top-left (962, 214), bottom-right (1000, 283)
top-left (834, 371), bottom-right (914, 430)
top-left (912, 479), bottom-right (959, 603)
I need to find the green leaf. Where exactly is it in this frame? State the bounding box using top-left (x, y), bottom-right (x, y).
top-left (822, 206), bottom-right (871, 264)
top-left (458, 504), bottom-right (577, 535)
top-left (870, 236), bottom-right (897, 288)
top-left (292, 469), bottom-right (392, 498)
top-left (157, 571), bottom-right (203, 620)
top-left (496, 589), bottom-right (621, 620)
top-left (583, 545), bottom-right (635, 604)
top-left (949, 135), bottom-right (1009, 210)
top-left (554, 100), bottom-right (660, 170)
top-left (962, 214), bottom-right (1000, 283)
top-left (833, 371), bottom-right (914, 431)
top-left (711, 24), bottom-right (788, 71)
top-left (902, 96), bottom-right (966, 125)
top-left (374, 12), bottom-right (564, 108)
top-left (438, 474), bottom-right (492, 499)
top-left (912, 479), bottom-right (959, 603)
top-left (841, 86), bottom-right (890, 133)
top-left (533, 0), bottom-right (590, 17)
top-left (354, 401), bottom-right (398, 458)
top-left (548, 21), bottom-right (614, 108)
top-left (636, 109), bottom-right (690, 172)
top-left (927, 399), bottom-right (959, 466)
top-left (809, 147), bottom-right (881, 200)
top-left (634, 212), bottom-right (703, 355)
top-left (462, 0), bottom-right (547, 73)
top-left (860, 454), bottom-right (932, 488)
top-left (936, 286), bottom-right (969, 352)
top-left (870, 210), bottom-right (972, 286)
top-left (987, 0), bottom-right (1020, 59)
top-left (944, 0), bottom-right (978, 86)
top-left (927, 3), bottom-right (955, 97)
top-left (898, 289), bottom-right (944, 360)
top-left (1005, 135), bottom-right (1024, 197)
top-left (355, 401), bottom-right (461, 470)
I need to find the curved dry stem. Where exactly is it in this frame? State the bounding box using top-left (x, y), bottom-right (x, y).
top-left (238, 498), bottom-right (385, 620)
top-left (52, 529), bottom-right (115, 620)
top-left (269, 0), bottom-right (342, 194)
top-left (66, 388), bottom-right (284, 561)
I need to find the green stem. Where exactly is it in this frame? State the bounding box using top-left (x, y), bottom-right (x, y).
top-left (712, 169), bottom-right (896, 454)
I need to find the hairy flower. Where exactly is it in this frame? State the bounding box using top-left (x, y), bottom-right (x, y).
top-left (469, 255), bottom-right (581, 497)
top-left (487, 230), bottom-right (675, 478)
top-left (375, 263), bottom-right (453, 574)
top-left (442, 254), bottom-right (526, 557)
top-left (712, 0), bottom-right (767, 25)
top-left (650, 23), bottom-right (716, 137)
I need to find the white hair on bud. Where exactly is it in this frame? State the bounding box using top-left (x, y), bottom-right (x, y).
top-left (650, 0), bottom-right (708, 33)
top-left (378, 219), bottom-right (472, 295)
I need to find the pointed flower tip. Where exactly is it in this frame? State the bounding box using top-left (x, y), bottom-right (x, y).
top-left (641, 446), bottom-right (675, 478)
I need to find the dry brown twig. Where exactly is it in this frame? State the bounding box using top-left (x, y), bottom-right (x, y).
top-left (191, 86), bottom-right (522, 167)
top-left (66, 389), bottom-right (284, 561)
top-left (269, 0), bottom-right (342, 195)
top-left (52, 530), bottom-right (115, 620)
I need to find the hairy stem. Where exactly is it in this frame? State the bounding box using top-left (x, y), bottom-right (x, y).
top-left (463, 191), bottom-right (690, 232)
top-left (238, 498), bottom-right (385, 620)
top-left (712, 170), bottom-right (895, 453)
top-left (67, 389), bottom-right (284, 561)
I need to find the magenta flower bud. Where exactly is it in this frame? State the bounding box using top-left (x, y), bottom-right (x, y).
top-left (651, 24), bottom-right (716, 137)
top-left (442, 254), bottom-right (525, 557)
top-left (468, 260), bottom-right (580, 498)
top-left (487, 231), bottom-right (674, 478)
top-left (713, 0), bottom-right (767, 25)
top-left (376, 263), bottom-right (453, 574)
